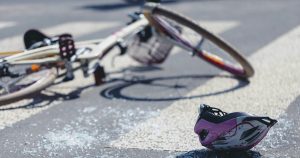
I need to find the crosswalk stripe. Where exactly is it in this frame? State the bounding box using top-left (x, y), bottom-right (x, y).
top-left (0, 21), bottom-right (120, 129)
top-left (110, 25), bottom-right (300, 151)
top-left (198, 21), bottom-right (239, 35)
top-left (0, 21), bottom-right (119, 51)
top-left (0, 21), bottom-right (16, 30)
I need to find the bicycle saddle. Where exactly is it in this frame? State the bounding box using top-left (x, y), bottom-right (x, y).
top-left (24, 29), bottom-right (53, 49)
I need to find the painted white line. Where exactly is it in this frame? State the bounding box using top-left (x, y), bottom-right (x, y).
top-left (110, 25), bottom-right (300, 151)
top-left (41, 21), bottom-right (119, 37)
top-left (0, 21), bottom-right (120, 129)
top-left (199, 21), bottom-right (239, 35)
top-left (0, 21), bottom-right (119, 51)
top-left (0, 21), bottom-right (16, 30)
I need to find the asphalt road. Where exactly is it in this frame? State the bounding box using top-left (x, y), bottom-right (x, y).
top-left (0, 0), bottom-right (300, 157)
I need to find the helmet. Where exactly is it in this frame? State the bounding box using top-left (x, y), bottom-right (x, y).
top-left (194, 104), bottom-right (277, 150)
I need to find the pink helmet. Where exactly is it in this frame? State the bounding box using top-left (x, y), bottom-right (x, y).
top-left (194, 104), bottom-right (277, 150)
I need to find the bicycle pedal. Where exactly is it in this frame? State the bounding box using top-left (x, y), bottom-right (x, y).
top-left (59, 34), bottom-right (76, 61)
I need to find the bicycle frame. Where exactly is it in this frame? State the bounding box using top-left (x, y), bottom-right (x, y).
top-left (0, 15), bottom-right (149, 66)
top-left (1, 2), bottom-right (245, 77)
top-left (0, 2), bottom-right (254, 105)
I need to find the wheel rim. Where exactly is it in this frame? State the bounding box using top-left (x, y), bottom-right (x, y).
top-left (150, 12), bottom-right (249, 77)
top-left (0, 66), bottom-right (52, 97)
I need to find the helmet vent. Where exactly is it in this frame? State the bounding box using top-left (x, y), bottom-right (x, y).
top-left (199, 129), bottom-right (209, 141)
top-left (240, 126), bottom-right (259, 140)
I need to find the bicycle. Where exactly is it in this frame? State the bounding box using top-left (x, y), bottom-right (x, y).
top-left (0, 2), bottom-right (254, 105)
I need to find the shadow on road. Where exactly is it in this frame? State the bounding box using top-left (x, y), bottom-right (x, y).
top-left (0, 65), bottom-right (250, 110)
top-left (100, 73), bottom-right (249, 102)
top-left (0, 84), bottom-right (93, 111)
top-left (80, 0), bottom-right (181, 11)
top-left (0, 65), bottom-right (161, 111)
top-left (81, 2), bottom-right (142, 11)
top-left (176, 149), bottom-right (261, 158)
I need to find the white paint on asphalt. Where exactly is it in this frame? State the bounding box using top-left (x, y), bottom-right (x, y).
top-left (199, 21), bottom-right (239, 35)
top-left (0, 21), bottom-right (120, 129)
top-left (110, 25), bottom-right (300, 151)
top-left (0, 21), bottom-right (119, 51)
top-left (0, 21), bottom-right (16, 30)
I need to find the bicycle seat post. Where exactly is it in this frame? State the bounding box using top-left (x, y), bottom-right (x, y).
top-left (63, 59), bottom-right (74, 81)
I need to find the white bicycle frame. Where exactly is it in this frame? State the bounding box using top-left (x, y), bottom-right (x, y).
top-left (0, 15), bottom-right (149, 67)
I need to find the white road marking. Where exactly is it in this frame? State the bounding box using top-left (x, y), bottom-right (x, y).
top-left (0, 21), bottom-right (119, 51)
top-left (0, 21), bottom-right (120, 129)
top-left (199, 21), bottom-right (239, 35)
top-left (110, 25), bottom-right (300, 151)
top-left (0, 22), bottom-right (16, 30)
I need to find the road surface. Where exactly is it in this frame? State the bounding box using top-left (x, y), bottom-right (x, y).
top-left (0, 0), bottom-right (300, 157)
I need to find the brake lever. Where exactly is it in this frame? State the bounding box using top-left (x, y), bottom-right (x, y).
top-left (127, 12), bottom-right (142, 25)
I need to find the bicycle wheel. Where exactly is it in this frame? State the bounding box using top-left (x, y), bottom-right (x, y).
top-left (143, 3), bottom-right (254, 78)
top-left (0, 65), bottom-right (57, 105)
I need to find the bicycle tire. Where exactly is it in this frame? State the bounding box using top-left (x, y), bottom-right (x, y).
top-left (143, 3), bottom-right (254, 78)
top-left (0, 67), bottom-right (57, 105)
